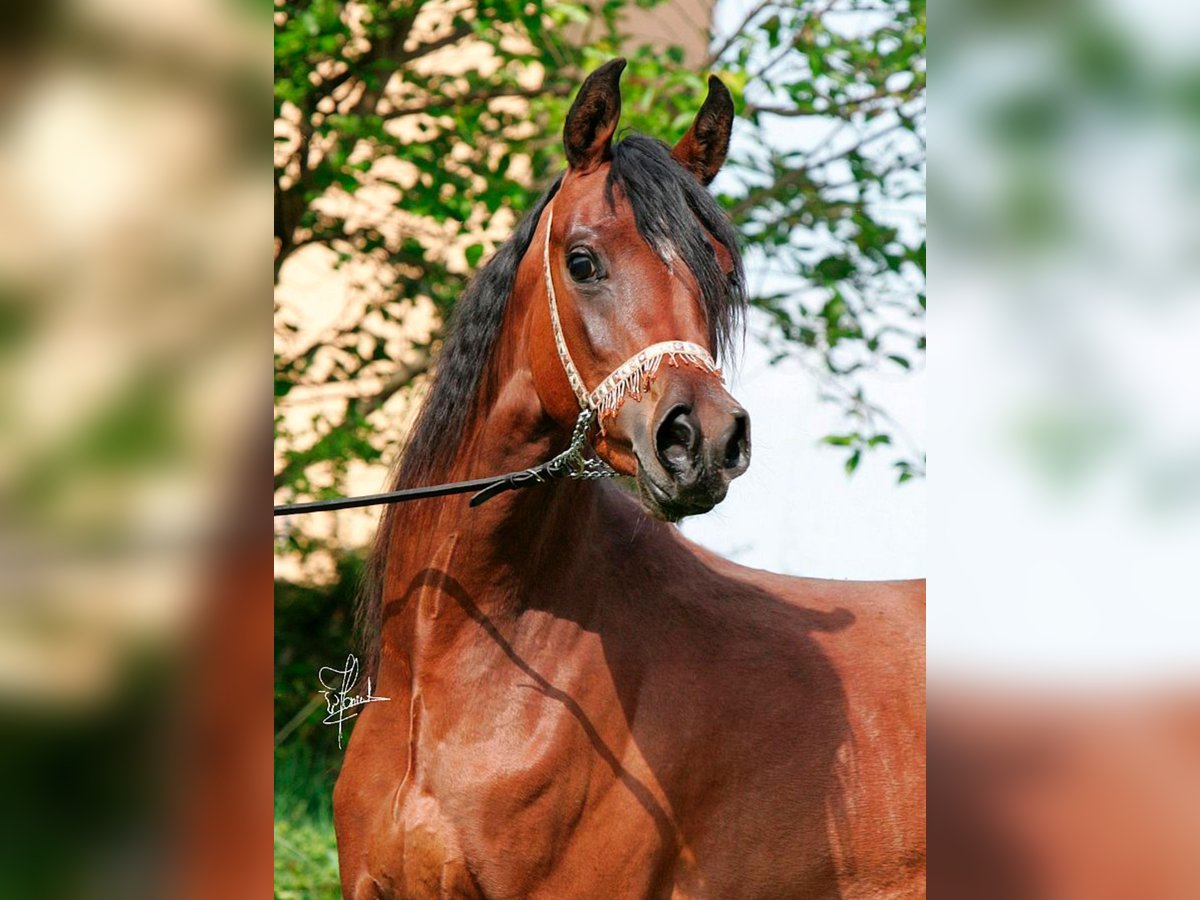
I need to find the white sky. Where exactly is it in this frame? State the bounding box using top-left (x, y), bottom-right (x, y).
top-left (681, 337), bottom-right (927, 581)
top-left (683, 0), bottom-right (927, 580)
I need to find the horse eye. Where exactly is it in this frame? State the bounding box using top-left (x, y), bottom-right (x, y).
top-left (566, 250), bottom-right (598, 282)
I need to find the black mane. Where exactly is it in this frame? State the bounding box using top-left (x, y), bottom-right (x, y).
top-left (357, 134), bottom-right (747, 675)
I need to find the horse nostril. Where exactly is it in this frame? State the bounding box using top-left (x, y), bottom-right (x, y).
top-left (719, 410), bottom-right (750, 474)
top-left (655, 404), bottom-right (700, 476)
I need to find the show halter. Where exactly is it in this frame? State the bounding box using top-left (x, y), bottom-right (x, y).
top-left (273, 204), bottom-right (725, 516)
top-left (541, 206), bottom-right (722, 424)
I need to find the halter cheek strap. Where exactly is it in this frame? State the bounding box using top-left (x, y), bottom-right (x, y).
top-left (542, 207), bottom-right (722, 423)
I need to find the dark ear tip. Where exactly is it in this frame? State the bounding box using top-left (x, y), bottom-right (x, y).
top-left (565, 58), bottom-right (626, 171)
top-left (705, 74), bottom-right (734, 110)
top-left (574, 58), bottom-right (626, 98)
top-left (592, 58), bottom-right (627, 81)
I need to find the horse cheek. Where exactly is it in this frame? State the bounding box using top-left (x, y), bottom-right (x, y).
top-left (527, 305), bottom-right (579, 429)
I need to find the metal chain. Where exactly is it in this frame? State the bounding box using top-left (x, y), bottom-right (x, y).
top-left (541, 409), bottom-right (619, 481)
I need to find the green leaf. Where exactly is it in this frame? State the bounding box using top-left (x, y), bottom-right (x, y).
top-left (845, 449), bottom-right (862, 475)
top-left (821, 434), bottom-right (856, 447)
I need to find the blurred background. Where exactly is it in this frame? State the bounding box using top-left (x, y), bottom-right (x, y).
top-left (931, 0), bottom-right (1200, 895)
top-left (1, 0), bottom-right (268, 895)
top-left (933, 0), bottom-right (1200, 682)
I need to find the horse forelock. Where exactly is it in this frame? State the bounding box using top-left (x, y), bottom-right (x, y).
top-left (607, 134), bottom-right (746, 362)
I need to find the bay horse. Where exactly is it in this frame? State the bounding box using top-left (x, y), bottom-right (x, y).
top-left (334, 59), bottom-right (925, 899)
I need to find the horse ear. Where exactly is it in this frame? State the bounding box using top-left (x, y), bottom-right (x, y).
top-left (564, 58), bottom-right (626, 173)
top-left (671, 75), bottom-right (735, 186)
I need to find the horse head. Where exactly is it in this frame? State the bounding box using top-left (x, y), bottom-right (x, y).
top-left (527, 59), bottom-right (751, 521)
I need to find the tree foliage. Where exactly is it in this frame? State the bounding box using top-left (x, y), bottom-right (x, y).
top-left (273, 0), bottom-right (926, 521)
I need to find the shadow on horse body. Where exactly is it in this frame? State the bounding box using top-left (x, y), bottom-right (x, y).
top-left (334, 61), bottom-right (925, 899)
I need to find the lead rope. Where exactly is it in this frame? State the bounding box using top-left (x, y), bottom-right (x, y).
top-left (273, 408), bottom-right (612, 516)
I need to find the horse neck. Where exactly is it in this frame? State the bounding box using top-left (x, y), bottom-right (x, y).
top-left (377, 289), bottom-right (605, 644)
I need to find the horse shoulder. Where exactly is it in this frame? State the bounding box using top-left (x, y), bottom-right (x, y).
top-left (679, 541), bottom-right (926, 895)
top-left (685, 539), bottom-right (924, 652)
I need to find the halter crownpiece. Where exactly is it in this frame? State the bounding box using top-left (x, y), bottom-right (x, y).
top-left (542, 207), bottom-right (722, 425)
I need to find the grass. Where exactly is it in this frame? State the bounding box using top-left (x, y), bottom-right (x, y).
top-left (274, 742), bottom-right (343, 899)
top-left (274, 567), bottom-right (361, 897)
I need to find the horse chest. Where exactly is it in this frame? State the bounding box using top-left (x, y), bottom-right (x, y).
top-left (389, 643), bottom-right (842, 899)
top-left (388, 648), bottom-right (679, 898)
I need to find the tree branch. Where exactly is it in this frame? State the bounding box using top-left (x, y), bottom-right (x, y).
top-left (401, 21), bottom-right (474, 64)
top-left (273, 117), bottom-right (313, 282)
top-left (705, 0), bottom-right (775, 67)
top-left (351, 350), bottom-right (433, 418)
top-left (273, 349), bottom-right (434, 492)
top-left (383, 82), bottom-right (573, 121)
top-left (728, 122), bottom-right (905, 218)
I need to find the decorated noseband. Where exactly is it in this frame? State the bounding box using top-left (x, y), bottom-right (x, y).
top-left (542, 207), bottom-right (722, 425)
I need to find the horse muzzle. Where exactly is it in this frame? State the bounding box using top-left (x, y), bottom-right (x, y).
top-left (631, 376), bottom-right (750, 521)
